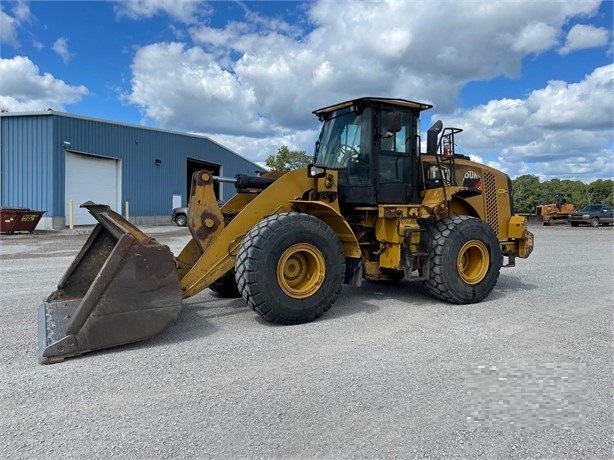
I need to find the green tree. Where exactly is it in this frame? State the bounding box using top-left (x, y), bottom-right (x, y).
top-left (512, 175), bottom-right (542, 213)
top-left (541, 178), bottom-right (586, 209)
top-left (264, 145), bottom-right (312, 171)
top-left (512, 175), bottom-right (613, 213)
top-left (558, 179), bottom-right (586, 209)
top-left (586, 179), bottom-right (614, 206)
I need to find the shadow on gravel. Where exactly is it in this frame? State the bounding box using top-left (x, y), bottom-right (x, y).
top-left (325, 279), bottom-right (437, 321)
top-left (491, 274), bottom-right (539, 298)
top-left (65, 274), bottom-right (536, 362)
top-left (244, 281), bottom-right (425, 327)
top-left (74, 296), bottom-right (248, 361)
top-left (359, 279), bottom-right (433, 300)
top-left (152, 295), bottom-right (250, 342)
top-left (181, 297), bottom-right (249, 321)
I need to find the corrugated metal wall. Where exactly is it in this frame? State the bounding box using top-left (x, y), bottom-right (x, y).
top-left (1, 112), bottom-right (264, 218)
top-left (1, 115), bottom-right (54, 212)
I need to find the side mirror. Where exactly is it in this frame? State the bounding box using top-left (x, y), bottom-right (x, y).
top-left (426, 120), bottom-right (443, 155)
top-left (386, 112), bottom-right (402, 133)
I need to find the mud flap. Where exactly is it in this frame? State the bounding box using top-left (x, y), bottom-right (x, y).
top-left (38, 203), bottom-right (182, 364)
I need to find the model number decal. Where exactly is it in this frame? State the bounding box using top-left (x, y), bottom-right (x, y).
top-left (462, 171), bottom-right (482, 190)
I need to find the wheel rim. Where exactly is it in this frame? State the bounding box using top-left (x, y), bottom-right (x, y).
top-left (457, 240), bottom-right (489, 285)
top-left (277, 243), bottom-right (325, 299)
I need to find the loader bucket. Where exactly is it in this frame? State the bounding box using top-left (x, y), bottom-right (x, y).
top-left (38, 202), bottom-right (182, 364)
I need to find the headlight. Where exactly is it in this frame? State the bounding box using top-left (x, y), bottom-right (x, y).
top-left (308, 164), bottom-right (327, 178)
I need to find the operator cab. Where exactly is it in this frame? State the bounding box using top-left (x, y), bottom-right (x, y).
top-left (312, 97), bottom-right (432, 205)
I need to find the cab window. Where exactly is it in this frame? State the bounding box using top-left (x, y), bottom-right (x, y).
top-left (314, 107), bottom-right (373, 185)
top-left (378, 111), bottom-right (413, 184)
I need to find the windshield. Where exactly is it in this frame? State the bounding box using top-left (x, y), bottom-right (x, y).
top-left (314, 108), bottom-right (371, 169)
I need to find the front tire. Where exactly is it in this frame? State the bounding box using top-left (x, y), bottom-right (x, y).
top-left (590, 217), bottom-right (600, 227)
top-left (423, 216), bottom-right (502, 304)
top-left (235, 213), bottom-right (345, 324)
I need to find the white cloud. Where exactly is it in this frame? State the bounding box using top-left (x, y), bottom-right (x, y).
top-left (0, 10), bottom-right (19, 47)
top-left (527, 65), bottom-right (613, 130)
top-left (126, 42), bottom-right (271, 136)
top-left (559, 24), bottom-right (610, 55)
top-left (0, 0), bottom-right (32, 48)
top-left (113, 0), bottom-right (210, 24)
top-left (509, 22), bottom-right (559, 54)
top-left (442, 65), bottom-right (614, 182)
top-left (207, 129), bottom-right (318, 165)
top-left (11, 0), bottom-right (31, 23)
top-left (129, 0), bottom-right (604, 127)
top-left (52, 37), bottom-right (73, 63)
top-left (123, 0), bottom-right (609, 175)
top-left (0, 56), bottom-right (89, 112)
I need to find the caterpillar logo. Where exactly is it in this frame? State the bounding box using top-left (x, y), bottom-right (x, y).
top-left (462, 170), bottom-right (482, 190)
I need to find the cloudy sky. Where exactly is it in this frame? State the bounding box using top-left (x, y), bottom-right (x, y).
top-left (1, 0), bottom-right (612, 182)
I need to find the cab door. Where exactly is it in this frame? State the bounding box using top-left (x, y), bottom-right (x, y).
top-left (376, 110), bottom-right (419, 204)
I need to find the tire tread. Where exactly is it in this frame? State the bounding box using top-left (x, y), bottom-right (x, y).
top-left (423, 216), bottom-right (501, 304)
top-left (235, 213), bottom-right (344, 324)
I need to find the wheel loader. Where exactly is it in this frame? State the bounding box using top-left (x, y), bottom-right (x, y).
top-left (38, 97), bottom-right (534, 364)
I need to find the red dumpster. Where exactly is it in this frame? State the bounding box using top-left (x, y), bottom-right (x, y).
top-left (1, 208), bottom-right (46, 234)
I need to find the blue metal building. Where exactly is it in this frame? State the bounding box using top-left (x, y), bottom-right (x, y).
top-left (0, 111), bottom-right (264, 229)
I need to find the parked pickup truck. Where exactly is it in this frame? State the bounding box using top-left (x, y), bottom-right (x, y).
top-left (171, 206), bottom-right (188, 226)
top-left (568, 204), bottom-right (613, 227)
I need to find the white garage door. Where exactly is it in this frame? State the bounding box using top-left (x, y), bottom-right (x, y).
top-left (65, 151), bottom-right (121, 225)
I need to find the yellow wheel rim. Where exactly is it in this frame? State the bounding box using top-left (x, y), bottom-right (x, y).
top-left (277, 243), bottom-right (325, 299)
top-left (457, 240), bottom-right (489, 285)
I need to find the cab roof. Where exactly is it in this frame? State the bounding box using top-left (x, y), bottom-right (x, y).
top-left (313, 97), bottom-right (433, 119)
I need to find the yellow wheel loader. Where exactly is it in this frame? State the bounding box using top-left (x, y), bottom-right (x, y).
top-left (38, 97), bottom-right (534, 364)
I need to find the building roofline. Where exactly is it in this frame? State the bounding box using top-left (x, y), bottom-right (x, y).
top-left (0, 110), bottom-right (265, 171)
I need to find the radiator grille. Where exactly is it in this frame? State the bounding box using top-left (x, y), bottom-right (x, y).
top-left (484, 172), bottom-right (499, 236)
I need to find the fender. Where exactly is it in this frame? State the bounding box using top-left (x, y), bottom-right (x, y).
top-left (291, 200), bottom-right (362, 259)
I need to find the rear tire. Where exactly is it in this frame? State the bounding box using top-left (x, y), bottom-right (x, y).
top-left (235, 213), bottom-right (345, 324)
top-left (209, 271), bottom-right (241, 298)
top-left (423, 216), bottom-right (501, 304)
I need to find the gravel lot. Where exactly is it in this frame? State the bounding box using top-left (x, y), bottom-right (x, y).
top-left (1, 223), bottom-right (612, 459)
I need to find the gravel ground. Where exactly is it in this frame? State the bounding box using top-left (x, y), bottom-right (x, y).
top-left (0, 223), bottom-right (612, 459)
